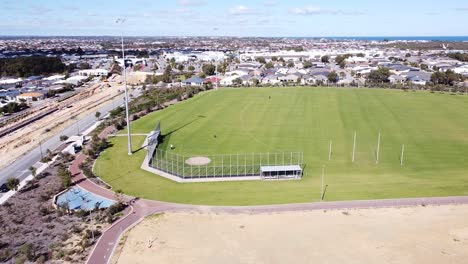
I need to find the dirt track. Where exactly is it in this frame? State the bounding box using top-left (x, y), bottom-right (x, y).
top-left (113, 206), bottom-right (468, 264)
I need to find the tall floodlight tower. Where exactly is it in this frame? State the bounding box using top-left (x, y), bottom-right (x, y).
top-left (116, 18), bottom-right (133, 155)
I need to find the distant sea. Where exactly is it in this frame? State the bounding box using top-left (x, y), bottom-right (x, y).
top-left (290, 36), bottom-right (468, 42)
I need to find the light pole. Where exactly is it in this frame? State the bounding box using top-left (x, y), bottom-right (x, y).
top-left (116, 18), bottom-right (133, 155)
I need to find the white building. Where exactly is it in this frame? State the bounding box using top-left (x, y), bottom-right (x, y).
top-left (0, 78), bottom-right (22, 85)
top-left (43, 75), bottom-right (65, 81)
top-left (220, 76), bottom-right (243, 86)
top-left (78, 69), bottom-right (109, 77)
top-left (453, 65), bottom-right (468, 74)
top-left (54, 75), bottom-right (88, 85)
top-left (225, 70), bottom-right (249, 77)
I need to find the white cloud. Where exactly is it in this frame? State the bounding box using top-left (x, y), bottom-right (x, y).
top-left (229, 5), bottom-right (257, 16)
top-left (290, 6), bottom-right (323, 15)
top-left (290, 6), bottom-right (364, 16)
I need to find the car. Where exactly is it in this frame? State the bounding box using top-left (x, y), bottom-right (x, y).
top-left (0, 183), bottom-right (9, 193)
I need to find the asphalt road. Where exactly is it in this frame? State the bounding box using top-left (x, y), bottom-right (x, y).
top-left (0, 86), bottom-right (141, 187)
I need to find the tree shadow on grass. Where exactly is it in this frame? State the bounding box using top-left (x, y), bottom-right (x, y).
top-left (159, 115), bottom-right (206, 151)
top-left (165, 115), bottom-right (205, 137)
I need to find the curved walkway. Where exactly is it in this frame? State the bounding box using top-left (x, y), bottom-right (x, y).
top-left (70, 150), bottom-right (468, 263)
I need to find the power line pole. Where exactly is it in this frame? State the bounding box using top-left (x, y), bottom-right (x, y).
top-left (116, 18), bottom-right (133, 155)
top-left (328, 140), bottom-right (333, 161)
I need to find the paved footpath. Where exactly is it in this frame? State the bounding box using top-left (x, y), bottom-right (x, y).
top-left (70, 131), bottom-right (468, 264)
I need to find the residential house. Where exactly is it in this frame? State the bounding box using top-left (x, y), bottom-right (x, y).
top-left (403, 71), bottom-right (432, 85)
top-left (261, 75), bottom-right (281, 85)
top-left (183, 76), bottom-right (204, 86)
top-left (279, 74), bottom-right (301, 83)
top-left (389, 75), bottom-right (406, 84)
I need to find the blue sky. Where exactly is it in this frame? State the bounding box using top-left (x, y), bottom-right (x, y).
top-left (1, 0), bottom-right (468, 36)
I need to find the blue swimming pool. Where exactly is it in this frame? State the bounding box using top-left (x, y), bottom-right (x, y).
top-left (56, 186), bottom-right (115, 210)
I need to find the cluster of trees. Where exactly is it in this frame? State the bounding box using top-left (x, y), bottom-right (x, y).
top-left (86, 134), bottom-right (109, 157)
top-left (217, 61), bottom-right (229, 74)
top-left (232, 78), bottom-right (243, 86)
top-left (79, 62), bottom-right (91, 70)
top-left (126, 85), bottom-right (205, 117)
top-left (270, 56), bottom-right (286, 62)
top-left (0, 102), bottom-right (28, 114)
top-left (46, 83), bottom-right (74, 98)
top-left (202, 64), bottom-right (216, 76)
top-left (146, 65), bottom-right (172, 83)
top-left (430, 70), bottom-right (465, 86)
top-left (6, 177), bottom-right (20, 191)
top-left (57, 164), bottom-right (72, 188)
top-left (447, 52), bottom-right (468, 62)
top-left (335, 54), bottom-right (352, 68)
top-left (327, 71), bottom-right (339, 83)
top-left (367, 67), bottom-right (391, 83)
top-left (0, 56), bottom-right (66, 77)
top-left (288, 46), bottom-right (304, 52)
top-left (303, 60), bottom-right (313, 68)
top-left (255, 57), bottom-right (266, 64)
top-left (389, 56), bottom-right (405, 62)
top-left (321, 55), bottom-right (330, 63)
top-left (135, 50), bottom-right (150, 58)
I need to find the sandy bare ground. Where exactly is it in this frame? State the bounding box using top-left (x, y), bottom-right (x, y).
top-left (113, 205), bottom-right (468, 264)
top-left (127, 71), bottom-right (155, 85)
top-left (0, 82), bottom-right (123, 169)
top-left (185, 156), bottom-right (211, 166)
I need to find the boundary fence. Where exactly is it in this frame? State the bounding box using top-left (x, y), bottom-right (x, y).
top-left (150, 149), bottom-right (304, 179)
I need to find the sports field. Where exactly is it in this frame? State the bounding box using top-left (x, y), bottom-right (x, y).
top-left (97, 87), bottom-right (468, 205)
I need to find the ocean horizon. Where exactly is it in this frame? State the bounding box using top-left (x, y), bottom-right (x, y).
top-left (288, 36), bottom-right (468, 42)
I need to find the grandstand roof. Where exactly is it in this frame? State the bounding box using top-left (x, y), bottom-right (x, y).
top-left (260, 165), bottom-right (302, 172)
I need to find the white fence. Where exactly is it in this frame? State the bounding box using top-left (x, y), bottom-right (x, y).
top-left (150, 149), bottom-right (304, 179)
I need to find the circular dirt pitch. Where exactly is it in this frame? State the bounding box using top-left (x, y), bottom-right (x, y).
top-left (185, 157), bottom-right (211, 166)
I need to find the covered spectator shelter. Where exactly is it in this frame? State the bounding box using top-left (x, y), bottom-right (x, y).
top-left (260, 165), bottom-right (302, 179)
